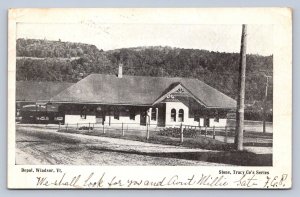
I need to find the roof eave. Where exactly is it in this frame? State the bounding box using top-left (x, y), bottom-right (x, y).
top-left (205, 106), bottom-right (236, 109)
top-left (49, 100), bottom-right (153, 106)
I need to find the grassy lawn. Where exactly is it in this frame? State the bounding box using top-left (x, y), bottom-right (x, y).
top-left (58, 125), bottom-right (272, 150)
top-left (58, 128), bottom-right (234, 151)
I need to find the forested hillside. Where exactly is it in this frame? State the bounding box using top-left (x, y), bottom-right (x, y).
top-left (16, 38), bottom-right (273, 120)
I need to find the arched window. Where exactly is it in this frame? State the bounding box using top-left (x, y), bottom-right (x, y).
top-left (171, 109), bottom-right (176, 122)
top-left (178, 109), bottom-right (184, 122)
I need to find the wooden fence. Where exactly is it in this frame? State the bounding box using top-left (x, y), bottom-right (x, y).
top-left (57, 122), bottom-right (236, 143)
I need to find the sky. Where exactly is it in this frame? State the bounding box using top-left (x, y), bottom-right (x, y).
top-left (17, 23), bottom-right (273, 56)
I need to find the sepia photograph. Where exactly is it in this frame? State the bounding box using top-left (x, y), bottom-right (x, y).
top-left (7, 8), bottom-right (291, 189)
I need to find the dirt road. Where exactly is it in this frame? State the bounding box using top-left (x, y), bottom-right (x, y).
top-left (16, 126), bottom-right (228, 166)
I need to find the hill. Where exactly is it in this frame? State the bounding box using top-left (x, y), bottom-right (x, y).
top-left (16, 39), bottom-right (273, 121)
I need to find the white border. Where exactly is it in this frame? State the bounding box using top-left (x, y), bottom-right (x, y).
top-left (7, 8), bottom-right (292, 189)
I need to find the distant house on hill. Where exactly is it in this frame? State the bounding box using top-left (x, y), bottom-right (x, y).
top-left (48, 65), bottom-right (236, 127)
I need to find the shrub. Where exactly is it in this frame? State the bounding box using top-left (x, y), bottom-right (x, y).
top-left (157, 127), bottom-right (198, 138)
top-left (79, 126), bottom-right (93, 130)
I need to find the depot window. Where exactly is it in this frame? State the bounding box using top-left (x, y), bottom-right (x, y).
top-left (171, 109), bottom-right (176, 122)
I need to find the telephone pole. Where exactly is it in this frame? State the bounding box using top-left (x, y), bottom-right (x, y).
top-left (262, 74), bottom-right (272, 133)
top-left (235, 24), bottom-right (247, 151)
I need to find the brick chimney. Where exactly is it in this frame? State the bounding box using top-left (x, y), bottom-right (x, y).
top-left (118, 63), bottom-right (123, 78)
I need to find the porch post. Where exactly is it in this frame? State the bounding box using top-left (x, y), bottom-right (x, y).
top-left (180, 123), bottom-right (184, 143)
top-left (225, 126), bottom-right (228, 143)
top-left (146, 123), bottom-right (150, 140)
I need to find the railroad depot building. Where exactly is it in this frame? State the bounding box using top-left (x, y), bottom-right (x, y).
top-left (16, 66), bottom-right (236, 127)
top-left (50, 66), bottom-right (236, 127)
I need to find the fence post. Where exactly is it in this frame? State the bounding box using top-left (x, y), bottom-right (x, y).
top-left (76, 123), bottom-right (78, 130)
top-left (59, 122), bottom-right (61, 130)
top-left (146, 123), bottom-right (150, 140)
top-left (225, 126), bottom-right (228, 143)
top-left (103, 123), bottom-right (105, 134)
top-left (205, 126), bottom-right (207, 137)
top-left (88, 123), bottom-right (90, 132)
top-left (122, 122), bottom-right (124, 136)
top-left (180, 123), bottom-right (184, 143)
top-left (213, 126), bottom-right (215, 139)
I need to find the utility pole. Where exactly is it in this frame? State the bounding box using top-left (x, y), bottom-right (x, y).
top-left (262, 74), bottom-right (272, 133)
top-left (235, 24), bottom-right (247, 151)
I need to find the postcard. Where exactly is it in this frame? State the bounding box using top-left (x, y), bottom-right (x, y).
top-left (7, 8), bottom-right (292, 189)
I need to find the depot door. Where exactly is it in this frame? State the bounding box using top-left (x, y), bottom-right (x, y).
top-left (204, 117), bottom-right (210, 127)
top-left (140, 110), bottom-right (147, 126)
top-left (96, 111), bottom-right (105, 125)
